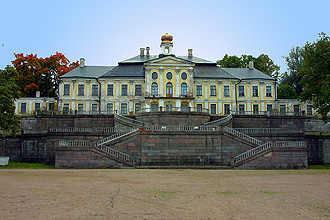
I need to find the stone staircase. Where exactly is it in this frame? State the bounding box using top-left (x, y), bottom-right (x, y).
top-left (203, 113), bottom-right (233, 127)
top-left (92, 127), bottom-right (140, 167)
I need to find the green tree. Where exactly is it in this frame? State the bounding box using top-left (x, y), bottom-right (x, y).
top-left (299, 33), bottom-right (330, 121)
top-left (280, 46), bottom-right (304, 96)
top-left (0, 66), bottom-right (21, 135)
top-left (217, 54), bottom-right (280, 78)
top-left (254, 54), bottom-right (280, 79)
top-left (277, 84), bottom-right (298, 99)
top-left (217, 54), bottom-right (243, 68)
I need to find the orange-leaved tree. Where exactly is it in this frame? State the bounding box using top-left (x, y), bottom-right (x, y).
top-left (12, 52), bottom-right (79, 97)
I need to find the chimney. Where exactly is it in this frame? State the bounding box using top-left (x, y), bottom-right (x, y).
top-left (249, 60), bottom-right (254, 69)
top-left (140, 48), bottom-right (145, 56)
top-left (146, 47), bottom-right (150, 56)
top-left (36, 91), bottom-right (40, 98)
top-left (188, 49), bottom-right (193, 57)
top-left (80, 58), bottom-right (85, 67)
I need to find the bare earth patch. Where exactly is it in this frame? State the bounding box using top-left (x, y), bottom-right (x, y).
top-left (1, 169), bottom-right (330, 219)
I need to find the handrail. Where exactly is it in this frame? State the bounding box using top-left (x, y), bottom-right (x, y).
top-left (274, 141), bottom-right (305, 147)
top-left (114, 113), bottom-right (148, 127)
top-left (96, 145), bottom-right (135, 164)
top-left (204, 113), bottom-right (232, 126)
top-left (234, 141), bottom-right (272, 163)
top-left (49, 127), bottom-right (125, 133)
top-left (223, 126), bottom-right (262, 146)
top-left (140, 107), bottom-right (210, 113)
top-left (144, 125), bottom-right (219, 131)
top-left (59, 140), bottom-right (90, 147)
top-left (234, 141), bottom-right (306, 165)
top-left (94, 128), bottom-right (140, 148)
top-left (234, 128), bottom-right (303, 134)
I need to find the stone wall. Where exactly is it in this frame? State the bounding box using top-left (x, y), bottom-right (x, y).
top-left (136, 111), bottom-right (210, 126)
top-left (232, 115), bottom-right (306, 129)
top-left (21, 114), bottom-right (114, 130)
top-left (55, 145), bottom-right (128, 169)
top-left (238, 146), bottom-right (308, 169)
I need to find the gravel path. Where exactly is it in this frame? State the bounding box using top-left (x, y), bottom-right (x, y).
top-left (1, 169), bottom-right (330, 219)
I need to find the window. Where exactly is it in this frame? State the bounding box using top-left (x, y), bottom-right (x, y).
top-left (20, 103), bottom-right (27, 114)
top-left (181, 72), bottom-right (187, 80)
top-left (181, 83), bottom-right (187, 96)
top-left (166, 72), bottom-right (173, 80)
top-left (166, 82), bottom-right (173, 97)
top-left (121, 85), bottom-right (127, 96)
top-left (49, 103), bottom-right (55, 111)
top-left (266, 86), bottom-right (272, 97)
top-left (92, 85), bottom-right (98, 96)
top-left (92, 104), bottom-right (98, 114)
top-left (224, 86), bottom-right (230, 97)
top-left (196, 85), bottom-right (202, 96)
top-left (210, 104), bottom-right (217, 114)
top-left (181, 103), bottom-right (188, 112)
top-left (165, 103), bottom-right (173, 111)
top-left (239, 86), bottom-right (245, 96)
top-left (78, 103), bottom-right (84, 114)
top-left (196, 104), bottom-right (203, 112)
top-left (224, 104), bottom-right (230, 115)
top-left (151, 83), bottom-right (158, 95)
top-left (121, 103), bottom-right (127, 114)
top-left (151, 103), bottom-right (158, 112)
top-left (107, 103), bottom-right (113, 113)
top-left (135, 85), bottom-right (142, 96)
top-left (135, 103), bottom-right (141, 113)
top-left (307, 105), bottom-right (313, 116)
top-left (266, 104), bottom-right (273, 112)
top-left (64, 85), bottom-right (70, 96)
top-left (210, 85), bottom-right (216, 96)
top-left (63, 103), bottom-right (70, 113)
top-left (152, 72), bottom-right (158, 80)
top-left (34, 103), bottom-right (41, 112)
top-left (253, 104), bottom-right (259, 115)
top-left (280, 105), bottom-right (286, 115)
top-left (78, 84), bottom-right (84, 96)
top-left (239, 104), bottom-right (245, 114)
top-left (294, 104), bottom-right (300, 115)
top-left (107, 84), bottom-right (113, 96)
top-left (252, 86), bottom-right (258, 97)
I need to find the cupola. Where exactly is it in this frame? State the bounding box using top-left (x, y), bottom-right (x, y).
top-left (160, 32), bottom-right (173, 55)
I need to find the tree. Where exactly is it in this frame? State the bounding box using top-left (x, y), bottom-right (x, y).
top-left (277, 84), bottom-right (298, 99)
top-left (217, 54), bottom-right (243, 68)
top-left (12, 52), bottom-right (79, 97)
top-left (0, 66), bottom-right (21, 135)
top-left (299, 33), bottom-right (330, 121)
top-left (217, 54), bottom-right (280, 78)
top-left (280, 46), bottom-right (304, 96)
top-left (254, 54), bottom-right (280, 79)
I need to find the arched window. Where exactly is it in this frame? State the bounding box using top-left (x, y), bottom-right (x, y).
top-left (165, 46), bottom-right (169, 54)
top-left (181, 83), bottom-right (187, 96)
top-left (166, 82), bottom-right (173, 97)
top-left (151, 82), bottom-right (158, 96)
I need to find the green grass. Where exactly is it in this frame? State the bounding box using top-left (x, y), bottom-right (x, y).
top-left (0, 161), bottom-right (55, 169)
top-left (309, 164), bottom-right (330, 169)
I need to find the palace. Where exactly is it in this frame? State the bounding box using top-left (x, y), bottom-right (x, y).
top-left (15, 33), bottom-right (313, 116)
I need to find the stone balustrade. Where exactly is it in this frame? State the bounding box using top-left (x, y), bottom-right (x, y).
top-left (223, 126), bottom-right (263, 146)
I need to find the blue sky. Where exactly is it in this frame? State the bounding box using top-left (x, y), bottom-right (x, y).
top-left (1, 0), bottom-right (330, 73)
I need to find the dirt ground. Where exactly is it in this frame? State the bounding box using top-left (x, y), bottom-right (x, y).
top-left (1, 169), bottom-right (330, 220)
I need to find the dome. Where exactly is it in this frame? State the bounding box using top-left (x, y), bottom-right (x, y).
top-left (161, 32), bottom-right (173, 44)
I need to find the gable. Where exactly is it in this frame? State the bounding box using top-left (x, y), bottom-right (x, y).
top-left (145, 56), bottom-right (194, 66)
